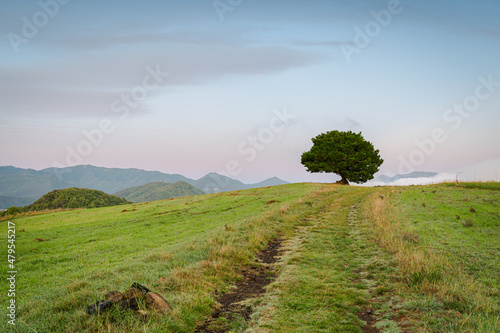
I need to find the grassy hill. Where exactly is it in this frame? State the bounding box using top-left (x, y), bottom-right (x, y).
top-left (114, 181), bottom-right (204, 203)
top-left (1, 182), bottom-right (499, 332)
top-left (26, 187), bottom-right (131, 211)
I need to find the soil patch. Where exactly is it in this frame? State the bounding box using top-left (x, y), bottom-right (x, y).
top-left (195, 238), bottom-right (283, 333)
top-left (358, 308), bottom-right (380, 333)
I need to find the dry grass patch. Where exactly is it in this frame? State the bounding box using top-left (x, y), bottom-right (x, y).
top-left (362, 186), bottom-right (500, 332)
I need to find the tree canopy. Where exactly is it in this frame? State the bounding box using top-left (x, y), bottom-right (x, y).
top-left (301, 130), bottom-right (383, 184)
top-left (26, 187), bottom-right (131, 210)
top-left (0, 187), bottom-right (131, 218)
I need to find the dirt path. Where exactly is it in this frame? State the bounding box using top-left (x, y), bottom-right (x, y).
top-left (195, 238), bottom-right (283, 332)
top-left (348, 206), bottom-right (381, 333)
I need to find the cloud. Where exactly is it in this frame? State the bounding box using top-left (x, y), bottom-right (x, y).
top-left (365, 173), bottom-right (457, 187)
top-left (396, 0), bottom-right (500, 40)
top-left (343, 117), bottom-right (362, 130)
top-left (48, 28), bottom-right (259, 51)
top-left (0, 44), bottom-right (323, 118)
top-left (288, 39), bottom-right (354, 47)
top-left (0, 87), bottom-right (151, 118)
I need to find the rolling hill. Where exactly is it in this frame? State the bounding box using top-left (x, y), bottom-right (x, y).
top-left (25, 187), bottom-right (131, 210)
top-left (114, 181), bottom-right (204, 203)
top-left (2, 183), bottom-right (498, 332)
top-left (0, 165), bottom-right (289, 208)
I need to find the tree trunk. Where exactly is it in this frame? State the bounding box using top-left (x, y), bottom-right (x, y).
top-left (336, 175), bottom-right (349, 185)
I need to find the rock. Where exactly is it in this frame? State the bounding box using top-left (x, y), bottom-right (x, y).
top-left (145, 292), bottom-right (172, 313)
top-left (131, 282), bottom-right (150, 293)
top-left (86, 283), bottom-right (171, 318)
top-left (136, 309), bottom-right (149, 322)
top-left (87, 300), bottom-right (111, 315)
top-left (122, 287), bottom-right (144, 300)
top-left (105, 291), bottom-right (124, 303)
top-left (120, 298), bottom-right (140, 311)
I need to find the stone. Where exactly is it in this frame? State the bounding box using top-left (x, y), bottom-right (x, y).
top-left (105, 291), bottom-right (123, 303)
top-left (122, 287), bottom-right (144, 300)
top-left (131, 282), bottom-right (150, 293)
top-left (145, 292), bottom-right (172, 313)
top-left (86, 283), bottom-right (172, 318)
top-left (86, 300), bottom-right (111, 315)
top-left (120, 298), bottom-right (139, 311)
top-left (136, 310), bottom-right (149, 322)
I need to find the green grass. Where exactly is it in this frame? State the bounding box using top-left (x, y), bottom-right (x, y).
top-left (0, 184), bottom-right (331, 332)
top-left (1, 182), bottom-right (500, 332)
top-left (362, 184), bottom-right (500, 332)
top-left (249, 186), bottom-right (379, 332)
top-left (444, 181), bottom-right (500, 191)
top-left (397, 184), bottom-right (500, 291)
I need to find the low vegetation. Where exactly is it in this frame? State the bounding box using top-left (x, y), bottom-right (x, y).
top-left (0, 188), bottom-right (130, 218)
top-left (360, 182), bottom-right (500, 332)
top-left (1, 182), bottom-right (498, 332)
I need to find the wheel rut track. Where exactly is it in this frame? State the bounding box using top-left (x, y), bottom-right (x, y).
top-left (195, 238), bottom-right (283, 333)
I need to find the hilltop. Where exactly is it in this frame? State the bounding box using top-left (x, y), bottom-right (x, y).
top-left (1, 187), bottom-right (131, 217)
top-left (114, 181), bottom-right (204, 203)
top-left (1, 182), bottom-right (498, 332)
top-left (25, 187), bottom-right (131, 210)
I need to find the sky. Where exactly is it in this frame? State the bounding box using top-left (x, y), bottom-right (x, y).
top-left (1, 0), bottom-right (499, 184)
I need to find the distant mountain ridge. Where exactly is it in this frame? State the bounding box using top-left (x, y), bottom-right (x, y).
top-left (0, 195), bottom-right (36, 209)
top-left (192, 172), bottom-right (247, 193)
top-left (375, 171), bottom-right (438, 183)
top-left (0, 165), bottom-right (289, 209)
top-left (114, 181), bottom-right (204, 203)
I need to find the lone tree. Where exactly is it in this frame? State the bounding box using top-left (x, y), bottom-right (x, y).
top-left (301, 130), bottom-right (383, 185)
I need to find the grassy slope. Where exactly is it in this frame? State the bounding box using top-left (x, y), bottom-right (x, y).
top-left (1, 182), bottom-right (499, 332)
top-left (1, 184), bottom-right (325, 332)
top-left (114, 181), bottom-right (204, 203)
top-left (356, 182), bottom-right (500, 333)
top-left (249, 185), bottom-right (379, 332)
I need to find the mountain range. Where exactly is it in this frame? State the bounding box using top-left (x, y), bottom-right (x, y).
top-left (0, 165), bottom-right (289, 209)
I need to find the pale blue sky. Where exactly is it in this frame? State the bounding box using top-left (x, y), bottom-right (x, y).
top-left (1, 0), bottom-right (499, 183)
